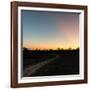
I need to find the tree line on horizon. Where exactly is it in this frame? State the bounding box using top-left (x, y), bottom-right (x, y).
top-left (23, 47), bottom-right (79, 51)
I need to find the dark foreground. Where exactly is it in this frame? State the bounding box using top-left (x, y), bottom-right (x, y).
top-left (23, 48), bottom-right (79, 77)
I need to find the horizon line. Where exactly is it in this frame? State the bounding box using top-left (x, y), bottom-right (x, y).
top-left (23, 47), bottom-right (79, 50)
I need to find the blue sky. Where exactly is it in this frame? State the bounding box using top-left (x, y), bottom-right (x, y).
top-left (21, 10), bottom-right (79, 50)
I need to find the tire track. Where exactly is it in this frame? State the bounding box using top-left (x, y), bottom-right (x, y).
top-left (23, 56), bottom-right (59, 76)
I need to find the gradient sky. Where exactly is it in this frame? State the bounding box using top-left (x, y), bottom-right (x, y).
top-left (22, 10), bottom-right (80, 50)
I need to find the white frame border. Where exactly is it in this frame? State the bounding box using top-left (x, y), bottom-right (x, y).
top-left (18, 6), bottom-right (84, 83)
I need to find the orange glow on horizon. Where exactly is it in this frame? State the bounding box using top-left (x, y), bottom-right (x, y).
top-left (23, 42), bottom-right (79, 50)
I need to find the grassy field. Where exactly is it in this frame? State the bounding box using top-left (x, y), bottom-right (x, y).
top-left (23, 48), bottom-right (79, 77)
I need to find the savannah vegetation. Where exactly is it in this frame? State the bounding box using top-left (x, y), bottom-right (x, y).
top-left (23, 48), bottom-right (79, 77)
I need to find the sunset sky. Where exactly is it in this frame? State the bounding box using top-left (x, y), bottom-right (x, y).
top-left (22, 10), bottom-right (80, 50)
